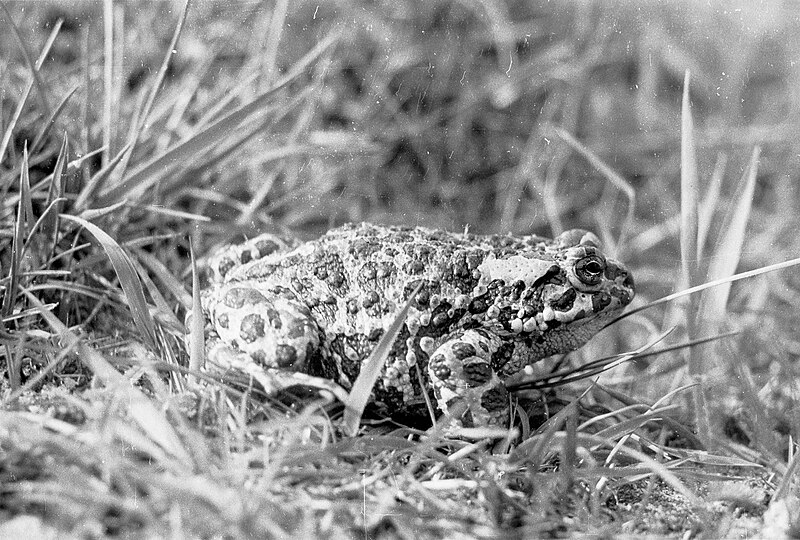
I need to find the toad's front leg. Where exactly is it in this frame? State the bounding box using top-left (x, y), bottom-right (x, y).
top-left (427, 329), bottom-right (514, 428)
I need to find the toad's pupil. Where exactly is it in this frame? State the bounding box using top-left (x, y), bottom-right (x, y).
top-left (585, 261), bottom-right (602, 275)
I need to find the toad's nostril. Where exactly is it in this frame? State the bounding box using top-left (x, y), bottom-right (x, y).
top-left (623, 272), bottom-right (635, 291)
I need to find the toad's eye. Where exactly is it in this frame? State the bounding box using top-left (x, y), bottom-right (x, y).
top-left (575, 255), bottom-right (606, 286)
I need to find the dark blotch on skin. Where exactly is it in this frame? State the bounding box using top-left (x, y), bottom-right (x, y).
top-left (604, 262), bottom-right (624, 281)
top-left (468, 295), bottom-right (489, 314)
top-left (224, 287), bottom-right (268, 309)
top-left (490, 342), bottom-right (514, 371)
top-left (286, 319), bottom-right (309, 339)
top-left (368, 328), bottom-right (384, 341)
top-left (275, 344), bottom-right (298, 367)
top-left (359, 262), bottom-right (377, 281)
top-left (218, 257), bottom-right (236, 278)
top-left (429, 354), bottom-right (451, 381)
top-left (451, 342), bottom-right (477, 360)
top-left (404, 280), bottom-right (433, 306)
top-left (217, 313), bottom-right (229, 329)
top-left (463, 361), bottom-right (492, 386)
top-left (414, 287), bottom-right (430, 308)
top-left (613, 288), bottom-right (633, 305)
top-left (406, 260), bottom-right (425, 274)
top-left (330, 271), bottom-right (346, 288)
top-left (265, 307), bottom-right (282, 329)
top-left (480, 386), bottom-right (509, 412)
top-left (622, 271), bottom-right (635, 290)
top-left (362, 290), bottom-right (380, 309)
top-left (591, 292), bottom-right (612, 312)
top-left (251, 349), bottom-right (267, 365)
top-left (432, 313), bottom-right (450, 327)
top-left (529, 264), bottom-right (561, 289)
top-left (552, 288), bottom-right (577, 312)
top-left (240, 313), bottom-right (266, 343)
top-left (377, 261), bottom-right (395, 278)
top-left (255, 239), bottom-right (281, 257)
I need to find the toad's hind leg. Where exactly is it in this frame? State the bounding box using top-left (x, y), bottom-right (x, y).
top-left (427, 329), bottom-right (513, 428)
top-left (206, 341), bottom-right (351, 404)
top-left (202, 283), bottom-right (350, 402)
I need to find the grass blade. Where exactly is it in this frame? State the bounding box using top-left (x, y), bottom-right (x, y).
top-left (74, 144), bottom-right (132, 211)
top-left (1, 2), bottom-right (51, 116)
top-left (680, 69), bottom-right (699, 291)
top-left (34, 17), bottom-right (63, 69)
top-left (134, 248), bottom-right (193, 310)
top-left (0, 80), bottom-right (32, 166)
top-left (138, 0), bottom-right (191, 135)
top-left (60, 214), bottom-right (157, 349)
top-left (698, 146), bottom-right (760, 321)
top-left (341, 282), bottom-right (422, 436)
top-left (696, 153), bottom-right (727, 258)
top-left (103, 0), bottom-right (114, 166)
top-left (189, 240), bottom-right (205, 381)
top-left (261, 0), bottom-right (288, 83)
top-left (41, 135), bottom-right (69, 253)
top-left (31, 86), bottom-right (79, 153)
top-left (2, 147), bottom-right (30, 320)
top-left (679, 69), bottom-right (706, 444)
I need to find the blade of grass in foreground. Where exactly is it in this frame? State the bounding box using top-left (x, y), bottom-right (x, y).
top-left (2, 148), bottom-right (31, 322)
top-left (40, 135), bottom-right (69, 254)
top-left (60, 214), bottom-right (157, 349)
top-left (189, 239), bottom-right (205, 381)
top-left (341, 282), bottom-right (423, 436)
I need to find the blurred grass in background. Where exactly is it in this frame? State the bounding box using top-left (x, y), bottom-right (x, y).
top-left (5, 1), bottom-right (797, 234)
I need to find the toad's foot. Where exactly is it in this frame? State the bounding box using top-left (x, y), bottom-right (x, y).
top-left (207, 342), bottom-right (350, 404)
